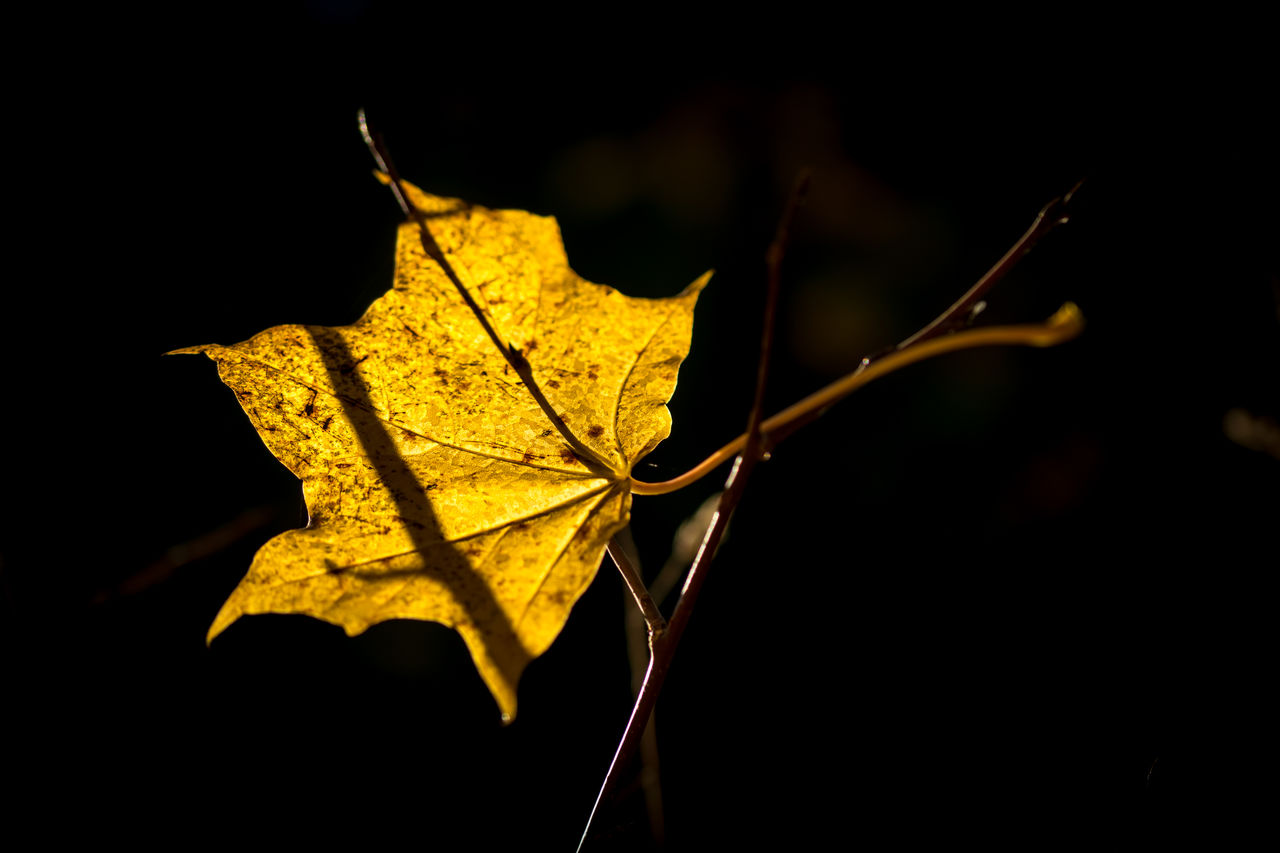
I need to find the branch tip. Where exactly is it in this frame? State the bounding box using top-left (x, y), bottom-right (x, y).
top-left (629, 186), bottom-right (1087, 498)
top-left (1063, 177), bottom-right (1086, 206)
top-left (1045, 301), bottom-right (1085, 336)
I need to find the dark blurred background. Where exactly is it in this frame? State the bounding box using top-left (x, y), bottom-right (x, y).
top-left (5, 5), bottom-right (1275, 848)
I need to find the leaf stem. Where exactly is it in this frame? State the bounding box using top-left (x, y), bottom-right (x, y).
top-left (630, 303), bottom-right (1084, 495)
top-left (630, 182), bottom-right (1086, 496)
top-left (357, 110), bottom-right (615, 478)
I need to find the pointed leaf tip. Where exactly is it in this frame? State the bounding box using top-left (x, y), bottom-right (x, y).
top-left (684, 269), bottom-right (714, 297)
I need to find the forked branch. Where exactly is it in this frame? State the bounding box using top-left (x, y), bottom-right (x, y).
top-left (579, 173), bottom-right (810, 850)
top-left (631, 302), bottom-right (1083, 495)
top-left (897, 179), bottom-right (1082, 350)
top-left (581, 180), bottom-right (1086, 848)
top-left (630, 182), bottom-right (1086, 495)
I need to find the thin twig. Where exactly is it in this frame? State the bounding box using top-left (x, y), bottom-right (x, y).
top-left (649, 493), bottom-right (724, 605)
top-left (630, 182), bottom-right (1086, 494)
top-left (586, 181), bottom-right (1087, 847)
top-left (91, 506), bottom-right (278, 605)
top-left (622, 561), bottom-right (666, 844)
top-left (608, 534), bottom-right (667, 637)
top-left (357, 110), bottom-right (614, 477)
top-left (630, 304), bottom-right (1083, 495)
top-left (750, 170), bottom-right (810, 440)
top-left (578, 172), bottom-right (809, 850)
top-left (896, 179), bottom-right (1083, 351)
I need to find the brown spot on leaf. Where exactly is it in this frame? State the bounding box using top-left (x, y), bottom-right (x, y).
top-left (559, 447), bottom-right (578, 464)
top-left (587, 425), bottom-right (605, 439)
top-left (546, 379), bottom-right (560, 389)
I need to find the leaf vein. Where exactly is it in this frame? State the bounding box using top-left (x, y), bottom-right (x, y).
top-left (611, 307), bottom-right (679, 464)
top-left (221, 349), bottom-right (597, 478)
top-left (514, 486), bottom-right (618, 631)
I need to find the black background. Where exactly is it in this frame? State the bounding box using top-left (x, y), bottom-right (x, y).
top-left (6, 6), bottom-right (1274, 848)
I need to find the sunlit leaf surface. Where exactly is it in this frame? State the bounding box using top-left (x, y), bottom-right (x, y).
top-left (177, 179), bottom-right (708, 719)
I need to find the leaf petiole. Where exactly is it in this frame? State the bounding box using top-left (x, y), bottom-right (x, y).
top-left (630, 302), bottom-right (1084, 496)
top-left (630, 181), bottom-right (1086, 497)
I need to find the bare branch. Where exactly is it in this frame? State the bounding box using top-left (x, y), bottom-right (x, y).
top-left (608, 533), bottom-right (666, 637)
top-left (895, 179), bottom-right (1082, 350)
top-left (579, 171), bottom-right (809, 850)
top-left (630, 182), bottom-right (1086, 494)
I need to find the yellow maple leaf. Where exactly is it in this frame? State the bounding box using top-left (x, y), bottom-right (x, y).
top-left (176, 179), bottom-right (709, 720)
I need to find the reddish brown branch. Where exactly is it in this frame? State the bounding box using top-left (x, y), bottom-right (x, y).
top-left (609, 534), bottom-right (666, 637)
top-left (630, 179), bottom-right (1086, 484)
top-left (896, 179), bottom-right (1082, 350)
top-left (582, 178), bottom-right (1085, 847)
top-left (578, 172), bottom-right (810, 850)
top-left (764, 179), bottom-right (1084, 448)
